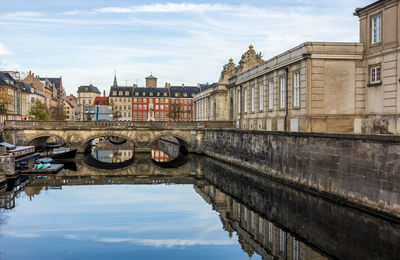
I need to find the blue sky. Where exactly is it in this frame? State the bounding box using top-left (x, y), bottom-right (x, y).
top-left (0, 185), bottom-right (260, 259)
top-left (0, 0), bottom-right (372, 95)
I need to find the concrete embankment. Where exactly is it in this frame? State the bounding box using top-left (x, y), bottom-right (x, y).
top-left (203, 129), bottom-right (400, 220)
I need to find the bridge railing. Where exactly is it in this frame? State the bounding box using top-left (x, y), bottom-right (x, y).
top-left (3, 120), bottom-right (235, 130)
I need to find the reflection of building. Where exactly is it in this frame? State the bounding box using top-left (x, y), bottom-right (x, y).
top-left (354, 1), bottom-right (400, 134)
top-left (77, 84), bottom-right (101, 120)
top-left (151, 149), bottom-right (172, 162)
top-left (195, 182), bottom-right (327, 260)
top-left (0, 178), bottom-right (29, 209)
top-left (91, 149), bottom-right (134, 163)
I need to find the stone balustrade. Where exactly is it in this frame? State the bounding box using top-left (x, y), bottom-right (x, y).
top-left (4, 120), bottom-right (235, 130)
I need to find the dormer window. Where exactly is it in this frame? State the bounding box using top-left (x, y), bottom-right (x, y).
top-left (142, 92), bottom-right (145, 96)
top-left (371, 14), bottom-right (382, 44)
top-left (135, 92), bottom-right (139, 96)
top-left (150, 92), bottom-right (153, 96)
top-left (163, 92), bottom-right (167, 97)
top-left (119, 91), bottom-right (123, 96)
top-left (183, 93), bottom-right (187, 97)
top-left (157, 92), bottom-right (160, 96)
top-left (113, 91), bottom-right (117, 96)
top-left (125, 91), bottom-right (129, 96)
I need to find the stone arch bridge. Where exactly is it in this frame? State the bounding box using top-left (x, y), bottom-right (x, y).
top-left (2, 120), bottom-right (234, 153)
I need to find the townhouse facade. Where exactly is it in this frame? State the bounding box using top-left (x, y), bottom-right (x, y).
top-left (77, 84), bottom-right (101, 120)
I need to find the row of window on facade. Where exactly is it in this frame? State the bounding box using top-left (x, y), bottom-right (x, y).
top-left (131, 111), bottom-right (192, 118)
top-left (236, 202), bottom-right (301, 260)
top-left (237, 72), bottom-right (301, 114)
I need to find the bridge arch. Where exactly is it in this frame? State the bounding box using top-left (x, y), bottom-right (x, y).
top-left (27, 134), bottom-right (68, 147)
top-left (150, 133), bottom-right (190, 154)
top-left (80, 132), bottom-right (137, 152)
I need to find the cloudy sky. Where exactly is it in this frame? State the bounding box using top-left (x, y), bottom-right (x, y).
top-left (0, 0), bottom-right (371, 95)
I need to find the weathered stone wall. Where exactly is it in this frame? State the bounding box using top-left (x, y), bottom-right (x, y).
top-left (203, 129), bottom-right (400, 219)
top-left (201, 157), bottom-right (400, 260)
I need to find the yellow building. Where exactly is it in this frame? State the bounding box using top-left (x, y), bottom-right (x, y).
top-left (77, 84), bottom-right (101, 120)
top-left (354, 0), bottom-right (400, 134)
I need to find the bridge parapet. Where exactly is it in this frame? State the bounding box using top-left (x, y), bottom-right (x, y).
top-left (4, 120), bottom-right (234, 130)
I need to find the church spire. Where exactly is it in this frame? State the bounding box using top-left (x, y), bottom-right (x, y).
top-left (113, 70), bottom-right (118, 87)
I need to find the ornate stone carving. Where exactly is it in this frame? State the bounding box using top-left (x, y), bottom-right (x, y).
top-left (135, 133), bottom-right (151, 146)
top-left (219, 58), bottom-right (237, 84)
top-left (237, 44), bottom-right (263, 74)
top-left (67, 133), bottom-right (82, 144)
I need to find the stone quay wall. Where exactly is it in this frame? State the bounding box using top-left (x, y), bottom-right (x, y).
top-left (203, 129), bottom-right (400, 219)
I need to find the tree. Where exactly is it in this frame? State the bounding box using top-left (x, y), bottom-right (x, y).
top-left (50, 107), bottom-right (65, 121)
top-left (28, 99), bottom-right (49, 121)
top-left (167, 100), bottom-right (183, 121)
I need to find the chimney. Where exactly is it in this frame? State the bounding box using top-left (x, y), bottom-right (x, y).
top-left (182, 83), bottom-right (184, 87)
top-left (103, 90), bottom-right (106, 97)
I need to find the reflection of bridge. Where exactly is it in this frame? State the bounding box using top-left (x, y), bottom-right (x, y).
top-left (3, 120), bottom-right (234, 152)
top-left (71, 154), bottom-right (198, 176)
top-left (2, 155), bottom-right (400, 260)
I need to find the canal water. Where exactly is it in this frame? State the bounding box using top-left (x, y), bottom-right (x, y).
top-left (1, 146), bottom-right (400, 259)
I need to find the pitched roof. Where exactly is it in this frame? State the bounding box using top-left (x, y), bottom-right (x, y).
top-left (78, 84), bottom-right (101, 94)
top-left (146, 73), bottom-right (157, 79)
top-left (39, 77), bottom-right (62, 90)
top-left (198, 83), bottom-right (213, 92)
top-left (94, 96), bottom-right (110, 105)
top-left (169, 86), bottom-right (200, 98)
top-left (132, 87), bottom-right (169, 97)
top-left (16, 81), bottom-right (33, 93)
top-left (65, 100), bottom-right (75, 108)
top-left (109, 86), bottom-right (134, 97)
top-left (0, 71), bottom-right (15, 87)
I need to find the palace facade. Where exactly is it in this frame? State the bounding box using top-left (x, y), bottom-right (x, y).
top-left (194, 0), bottom-right (400, 134)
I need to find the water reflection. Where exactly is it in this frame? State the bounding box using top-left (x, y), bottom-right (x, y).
top-left (151, 137), bottom-right (181, 163)
top-left (90, 136), bottom-right (135, 164)
top-left (0, 155), bottom-right (399, 259)
top-left (91, 150), bottom-right (135, 163)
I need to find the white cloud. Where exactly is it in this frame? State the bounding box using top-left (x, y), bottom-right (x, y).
top-left (65, 235), bottom-right (235, 248)
top-left (130, 3), bottom-right (237, 13)
top-left (0, 42), bottom-right (13, 56)
top-left (94, 7), bottom-right (134, 14)
top-left (3, 11), bottom-right (41, 18)
top-left (62, 3), bottom-right (240, 16)
top-left (3, 231), bottom-right (42, 238)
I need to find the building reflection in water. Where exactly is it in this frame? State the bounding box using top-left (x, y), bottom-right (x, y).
top-left (0, 178), bottom-right (29, 210)
top-left (1, 155), bottom-right (399, 259)
top-left (91, 150), bottom-right (135, 163)
top-left (195, 183), bottom-right (326, 260)
top-left (151, 137), bottom-right (181, 163)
